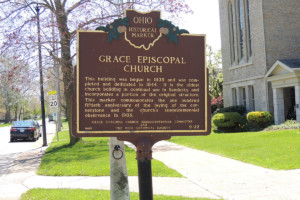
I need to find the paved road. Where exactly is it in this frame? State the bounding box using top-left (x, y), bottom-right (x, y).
top-left (0, 121), bottom-right (56, 200)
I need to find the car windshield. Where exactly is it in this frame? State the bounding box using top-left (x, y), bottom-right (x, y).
top-left (13, 121), bottom-right (34, 127)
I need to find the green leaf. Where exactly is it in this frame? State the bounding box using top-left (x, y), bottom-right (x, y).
top-left (178, 29), bottom-right (189, 34)
top-left (168, 34), bottom-right (178, 45)
top-left (95, 17), bottom-right (130, 43)
top-left (95, 26), bottom-right (108, 31)
top-left (109, 31), bottom-right (119, 43)
top-left (157, 18), bottom-right (189, 45)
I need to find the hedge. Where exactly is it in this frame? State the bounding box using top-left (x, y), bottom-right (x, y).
top-left (247, 111), bottom-right (274, 128)
top-left (212, 112), bottom-right (242, 129)
top-left (213, 105), bottom-right (246, 116)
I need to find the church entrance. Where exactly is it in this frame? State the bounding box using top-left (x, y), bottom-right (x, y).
top-left (284, 87), bottom-right (296, 120)
top-left (266, 60), bottom-right (300, 125)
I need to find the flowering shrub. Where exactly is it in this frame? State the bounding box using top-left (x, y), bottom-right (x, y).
top-left (265, 120), bottom-right (300, 130)
top-left (211, 96), bottom-right (223, 113)
top-left (212, 112), bottom-right (242, 130)
top-left (247, 111), bottom-right (274, 128)
top-left (211, 96), bottom-right (223, 106)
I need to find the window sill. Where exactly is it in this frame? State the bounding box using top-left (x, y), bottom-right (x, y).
top-left (229, 61), bottom-right (253, 70)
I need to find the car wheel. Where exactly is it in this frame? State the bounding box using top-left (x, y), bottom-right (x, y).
top-left (10, 138), bottom-right (14, 142)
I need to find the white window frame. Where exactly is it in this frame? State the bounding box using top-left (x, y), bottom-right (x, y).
top-left (249, 85), bottom-right (255, 111)
top-left (228, 0), bottom-right (252, 66)
top-left (232, 88), bottom-right (237, 106)
top-left (236, 0), bottom-right (244, 62)
top-left (228, 1), bottom-right (236, 65)
top-left (241, 87), bottom-right (246, 107)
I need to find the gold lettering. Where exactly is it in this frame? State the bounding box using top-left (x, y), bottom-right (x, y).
top-left (157, 57), bottom-right (163, 64)
top-left (106, 55), bottom-right (111, 62)
top-left (137, 56), bottom-right (186, 65)
top-left (99, 55), bottom-right (131, 63)
top-left (133, 17), bottom-right (153, 24)
top-left (124, 65), bottom-right (163, 73)
top-left (99, 55), bottom-right (105, 62)
top-left (112, 56), bottom-right (119, 63)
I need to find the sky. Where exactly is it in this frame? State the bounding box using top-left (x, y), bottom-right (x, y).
top-left (180, 0), bottom-right (221, 51)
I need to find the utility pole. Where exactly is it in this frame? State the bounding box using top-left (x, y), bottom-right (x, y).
top-left (35, 4), bottom-right (47, 146)
top-left (52, 13), bottom-right (62, 136)
top-left (55, 48), bottom-right (62, 133)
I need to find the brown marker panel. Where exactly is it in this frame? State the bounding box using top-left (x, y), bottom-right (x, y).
top-left (73, 11), bottom-right (210, 137)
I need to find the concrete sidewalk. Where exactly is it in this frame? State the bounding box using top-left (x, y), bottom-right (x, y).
top-left (152, 141), bottom-right (300, 200)
top-left (0, 131), bottom-right (55, 200)
top-left (24, 176), bottom-right (218, 199)
top-left (1, 138), bottom-right (300, 200)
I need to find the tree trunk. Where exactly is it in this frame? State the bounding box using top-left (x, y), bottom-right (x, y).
top-left (54, 0), bottom-right (79, 145)
top-left (5, 105), bottom-right (11, 123)
top-left (18, 106), bottom-right (22, 121)
top-left (62, 105), bottom-right (68, 121)
top-left (14, 104), bottom-right (18, 121)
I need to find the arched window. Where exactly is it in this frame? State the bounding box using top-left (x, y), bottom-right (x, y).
top-left (237, 0), bottom-right (244, 61)
top-left (229, 0), bottom-right (252, 65)
top-left (229, 2), bottom-right (236, 64)
top-left (245, 0), bottom-right (252, 58)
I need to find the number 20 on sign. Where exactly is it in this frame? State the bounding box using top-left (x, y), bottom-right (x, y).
top-left (49, 95), bottom-right (58, 108)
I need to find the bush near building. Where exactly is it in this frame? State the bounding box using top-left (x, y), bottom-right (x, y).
top-left (212, 105), bottom-right (299, 132)
top-left (213, 105), bottom-right (246, 116)
top-left (212, 112), bottom-right (243, 132)
top-left (247, 111), bottom-right (274, 128)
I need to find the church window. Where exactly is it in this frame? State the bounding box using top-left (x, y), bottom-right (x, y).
top-left (242, 87), bottom-right (246, 107)
top-left (229, 2), bottom-right (236, 64)
top-left (237, 0), bottom-right (244, 61)
top-left (245, 0), bottom-right (252, 58)
top-left (232, 88), bottom-right (237, 106)
top-left (250, 85), bottom-right (255, 110)
top-left (228, 0), bottom-right (252, 66)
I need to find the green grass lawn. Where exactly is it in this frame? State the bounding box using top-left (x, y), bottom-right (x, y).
top-left (21, 189), bottom-right (218, 200)
top-left (0, 123), bottom-right (11, 127)
top-left (170, 129), bottom-right (300, 170)
top-left (38, 130), bottom-right (182, 177)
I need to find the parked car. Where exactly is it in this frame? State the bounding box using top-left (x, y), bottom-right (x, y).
top-left (10, 120), bottom-right (41, 142)
top-left (48, 115), bottom-right (54, 122)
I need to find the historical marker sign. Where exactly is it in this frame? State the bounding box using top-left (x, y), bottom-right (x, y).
top-left (73, 10), bottom-right (210, 137)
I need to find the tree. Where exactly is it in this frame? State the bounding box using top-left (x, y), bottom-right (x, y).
top-left (0, 0), bottom-right (191, 144)
top-left (207, 45), bottom-right (223, 112)
top-left (0, 54), bottom-right (37, 122)
top-left (207, 45), bottom-right (223, 99)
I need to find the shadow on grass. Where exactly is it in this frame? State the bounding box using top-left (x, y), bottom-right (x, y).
top-left (42, 141), bottom-right (110, 164)
top-left (213, 123), bottom-right (267, 133)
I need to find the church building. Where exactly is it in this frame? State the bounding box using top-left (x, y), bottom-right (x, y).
top-left (218, 0), bottom-right (300, 124)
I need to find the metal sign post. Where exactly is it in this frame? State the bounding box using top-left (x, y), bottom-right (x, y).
top-left (117, 136), bottom-right (170, 200)
top-left (72, 10), bottom-right (210, 200)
